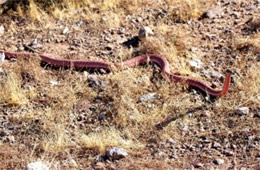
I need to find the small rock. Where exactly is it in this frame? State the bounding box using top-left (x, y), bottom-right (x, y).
top-left (30, 39), bottom-right (42, 49)
top-left (205, 6), bottom-right (223, 19)
top-left (223, 150), bottom-right (234, 156)
top-left (98, 113), bottom-right (105, 121)
top-left (67, 158), bottom-right (77, 168)
top-left (194, 163), bottom-right (204, 168)
top-left (212, 142), bottom-right (222, 149)
top-left (157, 151), bottom-right (167, 158)
top-left (190, 47), bottom-right (198, 52)
top-left (49, 80), bottom-right (58, 87)
top-left (105, 44), bottom-right (113, 51)
top-left (0, 52), bottom-right (5, 64)
top-left (87, 75), bottom-right (103, 88)
top-left (63, 27), bottom-right (69, 34)
top-left (105, 147), bottom-right (128, 160)
top-left (138, 26), bottom-right (154, 39)
top-left (209, 72), bottom-right (224, 79)
top-left (76, 20), bottom-right (83, 26)
top-left (201, 111), bottom-right (211, 117)
top-left (213, 158), bottom-right (225, 165)
top-left (182, 125), bottom-right (189, 131)
top-left (139, 93), bottom-right (157, 102)
top-left (26, 161), bottom-right (49, 170)
top-left (246, 5), bottom-right (254, 11)
top-left (93, 155), bottom-right (105, 162)
top-left (189, 59), bottom-right (203, 69)
top-left (253, 113), bottom-right (260, 118)
top-left (118, 27), bottom-right (125, 34)
top-left (231, 12), bottom-right (240, 19)
top-left (256, 152), bottom-right (260, 158)
top-left (0, 0), bottom-right (8, 5)
top-left (236, 107), bottom-right (249, 116)
top-left (166, 138), bottom-right (177, 144)
top-left (136, 17), bottom-right (143, 22)
top-left (0, 25), bottom-right (4, 36)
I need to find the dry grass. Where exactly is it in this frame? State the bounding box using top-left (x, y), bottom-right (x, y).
top-left (0, 71), bottom-right (29, 105)
top-left (233, 32), bottom-right (260, 54)
top-left (80, 127), bottom-right (143, 153)
top-left (166, 0), bottom-right (216, 21)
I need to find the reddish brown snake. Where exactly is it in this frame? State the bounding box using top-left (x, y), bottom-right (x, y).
top-left (0, 51), bottom-right (231, 97)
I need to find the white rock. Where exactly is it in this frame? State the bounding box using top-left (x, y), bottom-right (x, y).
top-left (139, 93), bottom-right (157, 102)
top-left (0, 67), bottom-right (3, 74)
top-left (190, 47), bottom-right (198, 52)
top-left (189, 59), bottom-right (203, 69)
top-left (105, 147), bottom-right (128, 160)
top-left (63, 27), bottom-right (69, 34)
top-left (213, 158), bottom-right (225, 165)
top-left (206, 6), bottom-right (223, 19)
top-left (0, 25), bottom-right (4, 36)
top-left (67, 158), bottom-right (77, 167)
top-left (26, 161), bottom-right (49, 170)
top-left (166, 138), bottom-right (177, 144)
top-left (236, 107), bottom-right (249, 115)
top-left (49, 80), bottom-right (58, 87)
top-left (0, 52), bottom-right (5, 64)
top-left (202, 71), bottom-right (224, 79)
top-left (138, 26), bottom-right (154, 39)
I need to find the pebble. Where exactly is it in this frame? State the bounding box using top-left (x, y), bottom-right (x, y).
top-left (105, 147), bottom-right (128, 160)
top-left (138, 26), bottom-right (154, 39)
top-left (213, 158), bottom-right (225, 165)
top-left (205, 6), bottom-right (223, 19)
top-left (30, 39), bottom-right (42, 49)
top-left (87, 75), bottom-right (103, 87)
top-left (190, 47), bottom-right (198, 52)
top-left (256, 152), bottom-right (260, 159)
top-left (235, 107), bottom-right (249, 116)
top-left (63, 27), bottom-right (69, 34)
top-left (212, 142), bottom-right (222, 149)
top-left (189, 59), bottom-right (203, 69)
top-left (0, 25), bottom-right (4, 36)
top-left (49, 80), bottom-right (58, 87)
top-left (209, 72), bottom-right (224, 79)
top-left (67, 158), bottom-right (77, 168)
top-left (98, 113), bottom-right (105, 121)
top-left (139, 93), bottom-right (157, 102)
top-left (26, 161), bottom-right (49, 170)
top-left (194, 163), bottom-right (204, 168)
top-left (0, 52), bottom-right (5, 64)
top-left (166, 138), bottom-right (177, 144)
top-left (0, 0), bottom-right (8, 5)
top-left (223, 150), bottom-right (234, 156)
top-left (76, 20), bottom-right (83, 26)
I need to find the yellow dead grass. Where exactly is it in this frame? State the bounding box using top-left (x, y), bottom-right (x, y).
top-left (0, 72), bottom-right (28, 105)
top-left (80, 127), bottom-right (143, 153)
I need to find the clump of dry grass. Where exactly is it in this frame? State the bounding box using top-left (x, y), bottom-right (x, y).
top-left (232, 33), bottom-right (260, 54)
top-left (0, 71), bottom-right (29, 105)
top-left (80, 127), bottom-right (143, 153)
top-left (166, 0), bottom-right (216, 21)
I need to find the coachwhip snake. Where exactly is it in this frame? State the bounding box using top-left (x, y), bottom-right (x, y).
top-left (0, 51), bottom-right (231, 97)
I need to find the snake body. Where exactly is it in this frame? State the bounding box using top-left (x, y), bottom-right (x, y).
top-left (0, 51), bottom-right (231, 97)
